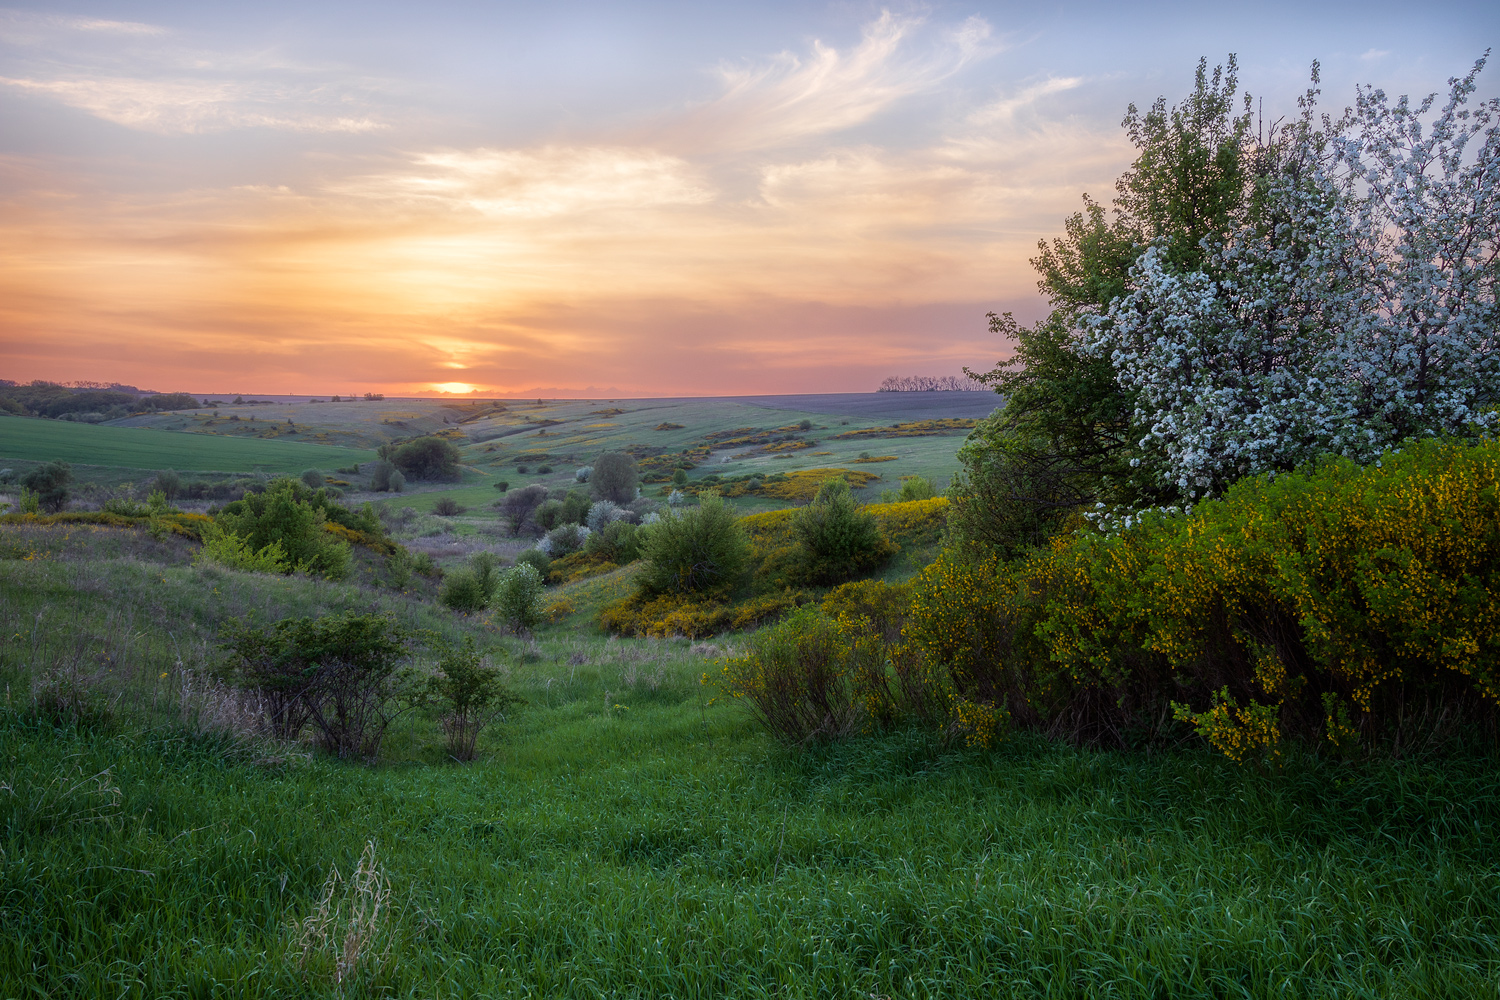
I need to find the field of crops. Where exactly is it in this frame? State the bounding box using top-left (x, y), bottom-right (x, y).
top-left (0, 417), bottom-right (375, 475)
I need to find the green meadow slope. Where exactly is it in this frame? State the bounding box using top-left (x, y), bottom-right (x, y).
top-left (0, 417), bottom-right (375, 474)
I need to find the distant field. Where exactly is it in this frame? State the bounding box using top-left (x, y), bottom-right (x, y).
top-left (0, 417), bottom-right (375, 474)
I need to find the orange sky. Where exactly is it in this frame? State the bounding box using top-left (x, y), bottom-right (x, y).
top-left (2, 4), bottom-right (1490, 395)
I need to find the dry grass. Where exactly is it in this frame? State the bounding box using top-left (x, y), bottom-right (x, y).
top-left (293, 840), bottom-right (395, 990)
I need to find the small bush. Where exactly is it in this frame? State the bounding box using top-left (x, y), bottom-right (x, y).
top-left (537, 464), bottom-right (554, 474)
top-left (493, 480), bottom-right (510, 492)
top-left (586, 500), bottom-right (628, 532)
top-left (514, 548), bottom-right (551, 578)
top-left (592, 452), bottom-right (640, 504)
top-left (218, 612), bottom-right (419, 759)
top-left (425, 638), bottom-right (523, 761)
top-left (21, 461), bottom-right (71, 512)
top-left (637, 493), bottom-right (750, 596)
top-left (213, 479), bottom-right (352, 579)
top-left (370, 461), bottom-right (399, 492)
top-left (491, 564), bottom-right (545, 634)
top-left (719, 607), bottom-right (871, 744)
top-left (542, 523), bottom-right (589, 557)
top-left (498, 484), bottom-right (549, 535)
top-left (301, 468), bottom-right (326, 490)
top-left (671, 469), bottom-right (688, 486)
top-left (790, 479), bottom-right (896, 585)
top-left (153, 469), bottom-right (184, 500)
top-left (574, 466), bottom-right (592, 483)
top-left (388, 436), bottom-right (462, 481)
top-left (584, 519), bottom-right (641, 564)
top-left (431, 497), bottom-right (466, 516)
top-left (440, 552), bottom-right (500, 612)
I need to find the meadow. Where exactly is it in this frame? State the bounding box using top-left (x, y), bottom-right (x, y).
top-left (3, 526), bottom-right (1497, 998)
top-left (0, 417), bottom-right (375, 478)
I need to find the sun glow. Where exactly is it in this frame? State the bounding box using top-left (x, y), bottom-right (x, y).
top-left (432, 382), bottom-right (477, 394)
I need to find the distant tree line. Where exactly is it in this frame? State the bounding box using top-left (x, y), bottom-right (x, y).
top-left (876, 375), bottom-right (987, 392)
top-left (0, 380), bottom-right (199, 421)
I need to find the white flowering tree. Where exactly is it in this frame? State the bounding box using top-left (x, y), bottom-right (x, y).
top-left (1089, 57), bottom-right (1500, 498)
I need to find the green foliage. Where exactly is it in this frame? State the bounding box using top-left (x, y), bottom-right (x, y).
top-left (20, 461), bottom-right (72, 513)
top-left (637, 493), bottom-right (750, 596)
top-left (879, 475), bottom-right (935, 503)
top-left (491, 563), bottom-right (545, 633)
top-left (591, 451), bottom-right (640, 504)
top-left (906, 437), bottom-right (1500, 757)
top-left (369, 460), bottom-right (398, 492)
top-left (671, 468), bottom-right (688, 486)
top-left (498, 484), bottom-right (549, 535)
top-left (514, 548), bottom-right (551, 578)
top-left (214, 479), bottom-right (353, 580)
top-left (431, 497), bottom-right (465, 516)
top-left (493, 480), bottom-right (509, 492)
top-left (958, 58), bottom-right (1260, 555)
top-left (196, 521), bottom-right (293, 575)
top-left (584, 519), bottom-right (641, 565)
top-left (440, 552), bottom-right (501, 614)
top-left (218, 611), bottom-right (419, 758)
top-left (387, 436), bottom-right (462, 481)
top-left (425, 637), bottom-right (523, 761)
top-left (300, 468), bottom-right (325, 490)
top-left (790, 479), bottom-right (895, 585)
top-left (152, 469), bottom-right (183, 500)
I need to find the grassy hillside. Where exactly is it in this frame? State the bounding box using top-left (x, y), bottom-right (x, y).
top-left (0, 417), bottom-right (375, 474)
top-left (2, 519), bottom-right (1497, 997)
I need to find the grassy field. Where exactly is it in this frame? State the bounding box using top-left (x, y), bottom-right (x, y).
top-left (0, 416), bottom-right (376, 475)
top-left (2, 521), bottom-right (1498, 997)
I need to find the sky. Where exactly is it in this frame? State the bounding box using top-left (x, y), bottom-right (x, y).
top-left (1, 1), bottom-right (1495, 396)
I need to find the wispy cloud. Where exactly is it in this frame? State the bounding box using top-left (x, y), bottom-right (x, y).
top-left (0, 75), bottom-right (386, 133)
top-left (968, 76), bottom-right (1085, 125)
top-left (661, 10), bottom-right (999, 152)
top-left (338, 147), bottom-right (713, 218)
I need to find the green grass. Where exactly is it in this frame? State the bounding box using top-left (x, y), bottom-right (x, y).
top-left (2, 522), bottom-right (1499, 997)
top-left (0, 417), bottom-right (376, 474)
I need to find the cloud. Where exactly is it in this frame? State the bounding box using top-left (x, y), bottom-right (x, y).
top-left (1360, 48), bottom-right (1391, 61)
top-left (0, 75), bottom-right (386, 133)
top-left (968, 76), bottom-right (1085, 125)
top-left (661, 10), bottom-right (998, 152)
top-left (338, 147), bottom-right (714, 218)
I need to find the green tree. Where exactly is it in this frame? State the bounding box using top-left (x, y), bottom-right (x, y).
top-left (591, 452), bottom-right (640, 504)
top-left (791, 479), bottom-right (894, 585)
top-left (20, 461), bottom-right (72, 513)
top-left (387, 436), bottom-right (463, 480)
top-left (956, 56), bottom-right (1257, 555)
top-left (425, 638), bottom-right (523, 761)
top-left (638, 493), bottom-right (749, 595)
top-left (214, 479), bottom-right (352, 579)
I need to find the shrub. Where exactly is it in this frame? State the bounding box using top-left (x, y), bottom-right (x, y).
top-left (389, 436), bottom-right (462, 481)
top-left (586, 500), bottom-right (628, 532)
top-left (426, 638), bottom-right (523, 761)
top-left (542, 523), bottom-right (588, 557)
top-left (574, 466), bottom-right (592, 483)
top-left (719, 607), bottom-right (871, 744)
top-left (440, 552), bottom-right (500, 612)
top-left (671, 468), bottom-right (688, 487)
top-left (584, 519), bottom-right (641, 564)
top-left (369, 461), bottom-right (397, 492)
top-left (218, 612), bottom-right (420, 757)
top-left (431, 497), bottom-right (466, 516)
top-left (196, 521), bottom-right (294, 575)
top-left (798, 419), bottom-right (813, 431)
top-left (213, 479), bottom-right (353, 579)
top-left (533, 499), bottom-right (565, 532)
top-left (881, 475), bottom-right (936, 503)
top-left (498, 484), bottom-right (548, 535)
top-left (493, 480), bottom-right (510, 492)
top-left (790, 479), bottom-right (895, 585)
top-left (491, 564), bottom-right (545, 633)
top-left (153, 469), bottom-right (183, 500)
top-left (514, 548), bottom-right (551, 578)
top-left (537, 465), bottom-right (553, 475)
top-left (301, 468), bottom-right (326, 490)
top-left (21, 461), bottom-right (71, 512)
top-left (637, 493), bottom-right (750, 596)
top-left (591, 452), bottom-right (640, 504)
top-left (387, 470), bottom-right (405, 493)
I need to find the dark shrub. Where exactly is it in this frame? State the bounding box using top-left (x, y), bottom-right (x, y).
top-left (152, 469), bottom-right (183, 500)
top-left (591, 452), bottom-right (640, 504)
top-left (638, 493), bottom-right (749, 595)
top-left (584, 519), bottom-right (642, 564)
top-left (218, 612), bottom-right (419, 759)
top-left (791, 479), bottom-right (895, 584)
top-left (300, 468), bottom-right (325, 490)
top-left (498, 484), bottom-right (549, 535)
top-left (432, 497), bottom-right (466, 516)
top-left (390, 436), bottom-right (462, 480)
top-left (514, 548), bottom-right (551, 578)
top-left (21, 461), bottom-right (72, 512)
top-left (426, 638), bottom-right (522, 761)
